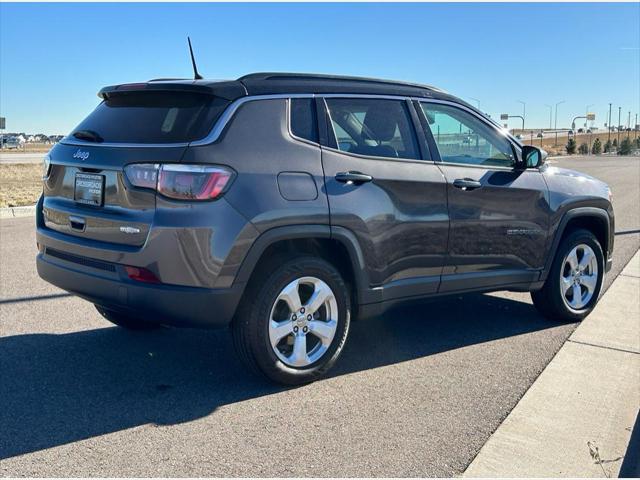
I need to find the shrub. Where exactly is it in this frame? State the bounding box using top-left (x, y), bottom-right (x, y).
top-left (604, 140), bottom-right (612, 153)
top-left (566, 137), bottom-right (577, 154)
top-left (613, 138), bottom-right (618, 147)
top-left (578, 142), bottom-right (589, 154)
top-left (591, 138), bottom-right (602, 154)
top-left (618, 138), bottom-right (632, 155)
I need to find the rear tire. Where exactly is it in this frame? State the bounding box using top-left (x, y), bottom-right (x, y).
top-left (95, 305), bottom-right (161, 330)
top-left (232, 256), bottom-right (351, 385)
top-left (531, 229), bottom-right (604, 322)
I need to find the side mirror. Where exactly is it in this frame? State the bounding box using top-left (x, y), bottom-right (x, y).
top-left (520, 145), bottom-right (547, 169)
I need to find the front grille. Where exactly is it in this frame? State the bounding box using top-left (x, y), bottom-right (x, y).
top-left (45, 248), bottom-right (116, 272)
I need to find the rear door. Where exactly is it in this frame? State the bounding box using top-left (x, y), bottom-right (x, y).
top-left (416, 101), bottom-right (550, 292)
top-left (43, 90), bottom-right (229, 246)
top-left (320, 96), bottom-right (449, 302)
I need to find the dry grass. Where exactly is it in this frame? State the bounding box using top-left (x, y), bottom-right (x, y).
top-left (520, 131), bottom-right (640, 155)
top-left (1, 143), bottom-right (52, 153)
top-left (0, 163), bottom-right (42, 208)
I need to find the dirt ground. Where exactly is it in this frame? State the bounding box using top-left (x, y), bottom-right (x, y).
top-left (0, 163), bottom-right (43, 208)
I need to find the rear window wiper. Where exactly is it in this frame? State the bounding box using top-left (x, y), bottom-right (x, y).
top-left (73, 129), bottom-right (104, 143)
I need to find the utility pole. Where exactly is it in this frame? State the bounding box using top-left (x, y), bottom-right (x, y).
top-left (618, 107), bottom-right (622, 146)
top-left (628, 111), bottom-right (631, 140)
top-left (555, 100), bottom-right (566, 146)
top-left (517, 100), bottom-right (526, 132)
top-left (608, 103), bottom-right (612, 144)
top-left (544, 104), bottom-right (553, 129)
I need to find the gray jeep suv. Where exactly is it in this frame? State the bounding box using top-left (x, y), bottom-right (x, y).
top-left (36, 73), bottom-right (614, 384)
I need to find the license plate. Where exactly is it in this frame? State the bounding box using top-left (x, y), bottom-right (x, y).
top-left (74, 173), bottom-right (104, 206)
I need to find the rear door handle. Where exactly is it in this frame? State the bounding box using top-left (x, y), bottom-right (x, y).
top-left (453, 178), bottom-right (482, 191)
top-left (335, 171), bottom-right (373, 184)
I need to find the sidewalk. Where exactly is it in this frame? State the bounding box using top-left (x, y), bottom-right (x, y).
top-left (464, 250), bottom-right (640, 478)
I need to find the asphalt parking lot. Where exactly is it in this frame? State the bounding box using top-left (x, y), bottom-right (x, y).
top-left (1, 155), bottom-right (638, 476)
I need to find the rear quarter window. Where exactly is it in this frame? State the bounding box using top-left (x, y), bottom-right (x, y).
top-left (72, 91), bottom-right (230, 144)
top-left (290, 98), bottom-right (318, 143)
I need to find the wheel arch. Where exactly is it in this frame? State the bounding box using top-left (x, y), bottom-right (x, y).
top-left (233, 225), bottom-right (370, 309)
top-left (541, 207), bottom-right (612, 282)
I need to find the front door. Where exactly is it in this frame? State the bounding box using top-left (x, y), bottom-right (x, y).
top-left (320, 97), bottom-right (449, 303)
top-left (416, 101), bottom-right (550, 292)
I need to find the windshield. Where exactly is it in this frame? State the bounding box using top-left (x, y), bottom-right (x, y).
top-left (71, 91), bottom-right (229, 144)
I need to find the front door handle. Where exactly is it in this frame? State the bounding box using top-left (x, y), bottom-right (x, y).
top-left (335, 171), bottom-right (373, 184)
top-left (453, 178), bottom-right (482, 191)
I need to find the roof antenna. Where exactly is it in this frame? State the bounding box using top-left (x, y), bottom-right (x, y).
top-left (187, 37), bottom-right (203, 80)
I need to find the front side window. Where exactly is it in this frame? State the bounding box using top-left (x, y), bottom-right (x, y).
top-left (325, 98), bottom-right (420, 160)
top-left (420, 103), bottom-right (515, 168)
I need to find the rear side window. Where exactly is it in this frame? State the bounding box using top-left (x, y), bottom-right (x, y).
top-left (290, 98), bottom-right (318, 143)
top-left (72, 91), bottom-right (230, 144)
top-left (325, 98), bottom-right (420, 160)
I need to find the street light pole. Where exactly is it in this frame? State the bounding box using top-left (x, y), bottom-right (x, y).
top-left (517, 100), bottom-right (526, 132)
top-left (555, 100), bottom-right (565, 146)
top-left (585, 105), bottom-right (594, 155)
top-left (585, 104), bottom-right (594, 129)
top-left (608, 103), bottom-right (612, 144)
top-left (618, 107), bottom-right (621, 146)
top-left (544, 104), bottom-right (553, 129)
top-left (469, 97), bottom-right (481, 111)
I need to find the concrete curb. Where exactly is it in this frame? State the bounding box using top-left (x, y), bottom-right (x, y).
top-left (464, 250), bottom-right (640, 478)
top-left (0, 205), bottom-right (36, 219)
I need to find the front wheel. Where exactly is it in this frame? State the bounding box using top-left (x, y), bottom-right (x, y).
top-left (232, 256), bottom-right (351, 385)
top-left (531, 229), bottom-right (604, 322)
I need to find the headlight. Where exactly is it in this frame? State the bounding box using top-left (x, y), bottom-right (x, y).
top-left (42, 155), bottom-right (51, 180)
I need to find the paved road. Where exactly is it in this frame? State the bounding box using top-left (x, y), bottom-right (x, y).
top-left (1, 155), bottom-right (638, 476)
top-left (0, 152), bottom-right (46, 164)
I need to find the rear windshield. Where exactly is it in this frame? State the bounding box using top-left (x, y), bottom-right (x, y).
top-left (72, 91), bottom-right (230, 144)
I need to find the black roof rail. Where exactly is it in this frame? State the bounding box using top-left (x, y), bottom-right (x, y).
top-left (237, 72), bottom-right (445, 93)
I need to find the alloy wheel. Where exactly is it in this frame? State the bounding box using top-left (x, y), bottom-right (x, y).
top-left (268, 276), bottom-right (339, 367)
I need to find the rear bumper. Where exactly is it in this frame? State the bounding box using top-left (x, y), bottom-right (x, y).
top-left (36, 251), bottom-right (244, 328)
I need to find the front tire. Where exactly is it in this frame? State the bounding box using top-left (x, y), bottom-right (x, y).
top-left (95, 305), bottom-right (161, 330)
top-left (531, 229), bottom-right (604, 322)
top-left (232, 256), bottom-right (351, 385)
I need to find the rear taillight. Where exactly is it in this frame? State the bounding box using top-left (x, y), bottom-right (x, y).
top-left (124, 163), bottom-right (233, 201)
top-left (124, 163), bottom-right (158, 189)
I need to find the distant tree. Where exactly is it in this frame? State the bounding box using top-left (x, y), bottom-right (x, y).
top-left (613, 138), bottom-right (618, 148)
top-left (591, 138), bottom-right (602, 154)
top-left (566, 137), bottom-right (577, 154)
top-left (604, 139), bottom-right (613, 153)
top-left (578, 142), bottom-right (589, 154)
top-left (635, 137), bottom-right (640, 149)
top-left (618, 138), bottom-right (632, 155)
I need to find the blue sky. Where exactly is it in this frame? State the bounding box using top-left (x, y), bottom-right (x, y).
top-left (1, 2), bottom-right (639, 134)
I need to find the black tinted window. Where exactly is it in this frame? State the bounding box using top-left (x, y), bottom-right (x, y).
top-left (325, 98), bottom-right (420, 160)
top-left (290, 98), bottom-right (318, 143)
top-left (73, 92), bottom-right (229, 144)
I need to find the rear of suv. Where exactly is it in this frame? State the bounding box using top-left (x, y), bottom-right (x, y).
top-left (37, 73), bottom-right (614, 384)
